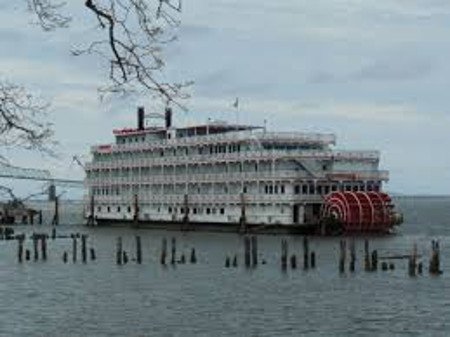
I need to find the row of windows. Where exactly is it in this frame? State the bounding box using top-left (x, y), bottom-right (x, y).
top-left (264, 185), bottom-right (286, 194)
top-left (97, 205), bottom-right (226, 215)
top-left (294, 183), bottom-right (380, 195)
top-left (168, 207), bottom-right (225, 215)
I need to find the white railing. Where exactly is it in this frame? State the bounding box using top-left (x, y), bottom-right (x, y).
top-left (85, 169), bottom-right (389, 187)
top-left (85, 149), bottom-right (380, 172)
top-left (90, 129), bottom-right (338, 154)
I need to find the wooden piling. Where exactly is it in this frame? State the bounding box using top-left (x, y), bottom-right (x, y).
top-left (90, 248), bottom-right (96, 261)
top-left (63, 251), bottom-right (68, 263)
top-left (364, 239), bottom-right (370, 272)
top-left (160, 238), bottom-right (167, 265)
top-left (81, 235), bottom-right (87, 263)
top-left (180, 254), bottom-right (186, 264)
top-left (41, 235), bottom-right (47, 261)
top-left (281, 239), bottom-right (288, 271)
top-left (349, 239), bottom-right (356, 273)
top-left (116, 237), bottom-right (123, 265)
top-left (310, 251), bottom-right (316, 269)
top-left (123, 251), bottom-right (128, 264)
top-left (339, 240), bottom-right (346, 273)
top-left (225, 256), bottom-right (231, 268)
top-left (190, 248), bottom-right (197, 264)
top-left (290, 255), bottom-right (297, 269)
top-left (72, 235), bottom-right (77, 263)
top-left (408, 243), bottom-right (417, 277)
top-left (232, 255), bottom-right (238, 268)
top-left (171, 237), bottom-right (176, 265)
top-left (251, 236), bottom-right (258, 267)
top-left (429, 240), bottom-right (442, 275)
top-left (17, 235), bottom-right (24, 263)
top-left (136, 236), bottom-right (142, 264)
top-left (417, 262), bottom-right (423, 275)
top-left (38, 210), bottom-right (43, 225)
top-left (25, 249), bottom-right (30, 261)
top-left (303, 236), bottom-right (309, 270)
top-left (371, 250), bottom-right (378, 271)
top-left (244, 236), bottom-right (251, 268)
top-left (33, 235), bottom-right (39, 261)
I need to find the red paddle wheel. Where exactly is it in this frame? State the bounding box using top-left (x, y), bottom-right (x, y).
top-left (321, 192), bottom-right (401, 233)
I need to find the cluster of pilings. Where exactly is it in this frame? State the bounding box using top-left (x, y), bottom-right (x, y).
top-left (114, 236), bottom-right (198, 266)
top-left (62, 234), bottom-right (96, 264)
top-left (281, 237), bottom-right (317, 271)
top-left (17, 233), bottom-right (48, 262)
top-left (158, 237), bottom-right (197, 266)
top-left (338, 239), bottom-right (443, 277)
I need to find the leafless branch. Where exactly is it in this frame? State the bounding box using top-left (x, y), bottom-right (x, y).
top-left (27, 0), bottom-right (71, 31)
top-left (0, 81), bottom-right (55, 155)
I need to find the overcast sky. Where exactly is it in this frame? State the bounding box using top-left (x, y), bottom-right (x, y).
top-left (1, 0), bottom-right (450, 196)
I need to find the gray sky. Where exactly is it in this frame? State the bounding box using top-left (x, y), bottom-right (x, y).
top-left (1, 0), bottom-right (449, 196)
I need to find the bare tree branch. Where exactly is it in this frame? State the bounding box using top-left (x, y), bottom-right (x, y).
top-left (27, 0), bottom-right (71, 31)
top-left (27, 0), bottom-right (191, 107)
top-left (0, 81), bottom-right (55, 155)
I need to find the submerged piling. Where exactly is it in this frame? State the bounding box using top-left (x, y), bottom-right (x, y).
top-left (72, 235), bottom-right (77, 263)
top-left (303, 236), bottom-right (309, 270)
top-left (190, 248), bottom-right (197, 264)
top-left (90, 247), bottom-right (96, 261)
top-left (136, 236), bottom-right (142, 264)
top-left (251, 236), bottom-right (258, 267)
top-left (171, 238), bottom-right (176, 265)
top-left (364, 239), bottom-right (371, 272)
top-left (429, 240), bottom-right (442, 275)
top-left (81, 235), bottom-right (87, 263)
top-left (232, 255), bottom-right (238, 268)
top-left (339, 240), bottom-right (346, 273)
top-left (116, 237), bottom-right (123, 265)
top-left (17, 234), bottom-right (25, 263)
top-left (160, 238), bottom-right (167, 265)
top-left (41, 235), bottom-right (47, 261)
top-left (311, 251), bottom-right (316, 269)
top-left (33, 235), bottom-right (39, 261)
top-left (371, 250), bottom-right (378, 272)
top-left (281, 239), bottom-right (288, 271)
top-left (408, 243), bottom-right (417, 277)
top-left (244, 236), bottom-right (251, 268)
top-left (290, 255), bottom-right (297, 269)
top-left (349, 239), bottom-right (356, 273)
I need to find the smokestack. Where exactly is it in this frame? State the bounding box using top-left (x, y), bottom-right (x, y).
top-left (137, 106), bottom-right (145, 130)
top-left (165, 107), bottom-right (172, 129)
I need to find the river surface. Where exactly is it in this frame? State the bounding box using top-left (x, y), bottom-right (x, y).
top-left (1, 197), bottom-right (449, 337)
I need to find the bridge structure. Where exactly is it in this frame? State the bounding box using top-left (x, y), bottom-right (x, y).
top-left (0, 163), bottom-right (84, 193)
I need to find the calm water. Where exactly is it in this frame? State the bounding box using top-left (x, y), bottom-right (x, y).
top-left (1, 197), bottom-right (450, 337)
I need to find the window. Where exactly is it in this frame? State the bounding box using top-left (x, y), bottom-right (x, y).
top-left (220, 208), bottom-right (225, 215)
top-left (168, 207), bottom-right (172, 213)
top-left (107, 206), bottom-right (111, 213)
top-left (295, 185), bottom-right (300, 194)
top-left (117, 206), bottom-right (121, 212)
top-left (97, 206), bottom-right (102, 212)
top-left (127, 206), bottom-right (131, 213)
top-left (274, 186), bottom-right (278, 194)
top-left (206, 208), bottom-right (211, 215)
top-left (193, 208), bottom-right (197, 214)
top-left (302, 185), bottom-right (308, 194)
top-left (243, 186), bottom-right (247, 194)
top-left (281, 185), bottom-right (285, 194)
